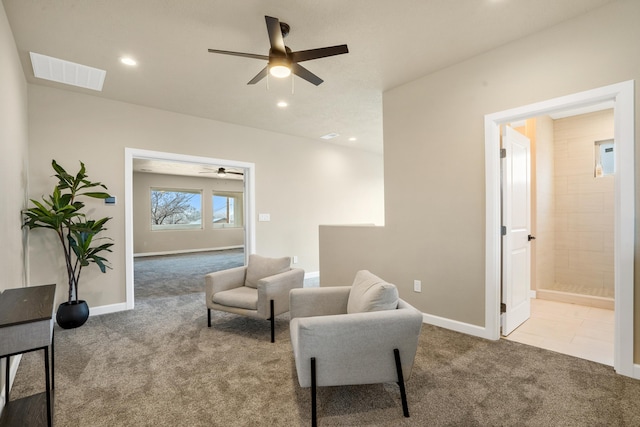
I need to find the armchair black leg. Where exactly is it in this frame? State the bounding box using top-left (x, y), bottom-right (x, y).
top-left (394, 348), bottom-right (409, 417)
top-left (207, 309), bottom-right (211, 327)
top-left (5, 355), bottom-right (9, 402)
top-left (44, 346), bottom-right (52, 427)
top-left (269, 299), bottom-right (275, 343)
top-left (311, 357), bottom-right (317, 427)
top-left (51, 328), bottom-right (55, 390)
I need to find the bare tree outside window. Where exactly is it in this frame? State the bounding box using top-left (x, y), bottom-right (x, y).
top-left (151, 189), bottom-right (202, 230)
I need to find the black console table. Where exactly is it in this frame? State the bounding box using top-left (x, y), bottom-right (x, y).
top-left (0, 284), bottom-right (56, 427)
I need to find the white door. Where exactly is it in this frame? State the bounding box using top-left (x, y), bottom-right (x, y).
top-left (501, 126), bottom-right (532, 336)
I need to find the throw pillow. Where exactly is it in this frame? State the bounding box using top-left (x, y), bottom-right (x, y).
top-left (244, 254), bottom-right (291, 288)
top-left (347, 270), bottom-right (399, 314)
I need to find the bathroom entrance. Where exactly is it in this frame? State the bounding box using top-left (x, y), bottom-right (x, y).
top-left (504, 109), bottom-right (615, 365)
top-left (518, 109), bottom-right (615, 308)
top-left (484, 81), bottom-right (635, 377)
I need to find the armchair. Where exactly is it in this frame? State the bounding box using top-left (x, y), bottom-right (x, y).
top-left (289, 270), bottom-right (423, 426)
top-left (205, 254), bottom-right (304, 342)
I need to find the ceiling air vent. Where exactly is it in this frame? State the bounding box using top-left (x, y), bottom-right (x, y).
top-left (320, 133), bottom-right (340, 140)
top-left (30, 52), bottom-right (106, 91)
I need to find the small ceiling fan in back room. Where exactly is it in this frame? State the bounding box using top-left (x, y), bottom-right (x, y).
top-left (208, 15), bottom-right (349, 86)
top-left (200, 167), bottom-right (244, 178)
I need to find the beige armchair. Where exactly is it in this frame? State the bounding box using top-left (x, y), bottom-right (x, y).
top-left (205, 254), bottom-right (305, 342)
top-left (289, 270), bottom-right (423, 426)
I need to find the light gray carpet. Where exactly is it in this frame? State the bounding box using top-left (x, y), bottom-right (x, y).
top-left (133, 249), bottom-right (245, 300)
top-left (10, 251), bottom-right (640, 426)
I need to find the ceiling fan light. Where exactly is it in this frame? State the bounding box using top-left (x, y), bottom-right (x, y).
top-left (217, 167), bottom-right (227, 177)
top-left (269, 64), bottom-right (291, 78)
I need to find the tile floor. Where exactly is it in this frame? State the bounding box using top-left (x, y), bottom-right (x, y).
top-left (503, 298), bottom-right (614, 366)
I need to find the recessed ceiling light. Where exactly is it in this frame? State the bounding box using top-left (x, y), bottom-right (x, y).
top-left (120, 57), bottom-right (137, 66)
top-left (349, 137), bottom-right (357, 142)
top-left (277, 101), bottom-right (288, 108)
top-left (320, 133), bottom-right (340, 140)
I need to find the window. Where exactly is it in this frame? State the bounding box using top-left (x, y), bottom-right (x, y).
top-left (594, 139), bottom-right (614, 177)
top-left (151, 188), bottom-right (202, 230)
top-left (213, 192), bottom-right (243, 228)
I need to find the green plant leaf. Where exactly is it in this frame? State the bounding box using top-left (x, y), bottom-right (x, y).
top-left (24, 160), bottom-right (114, 303)
top-left (79, 191), bottom-right (111, 199)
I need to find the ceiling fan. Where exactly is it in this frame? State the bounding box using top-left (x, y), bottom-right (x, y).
top-left (200, 167), bottom-right (244, 178)
top-left (208, 15), bottom-right (349, 86)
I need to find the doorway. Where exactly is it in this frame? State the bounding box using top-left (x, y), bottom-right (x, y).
top-left (124, 148), bottom-right (256, 310)
top-left (504, 111), bottom-right (615, 366)
top-left (484, 81), bottom-right (635, 377)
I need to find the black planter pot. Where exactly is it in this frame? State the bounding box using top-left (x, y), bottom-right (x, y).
top-left (56, 300), bottom-right (90, 329)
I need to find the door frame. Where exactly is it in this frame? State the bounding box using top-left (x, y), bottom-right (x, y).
top-left (124, 148), bottom-right (256, 310)
top-left (484, 81), bottom-right (635, 378)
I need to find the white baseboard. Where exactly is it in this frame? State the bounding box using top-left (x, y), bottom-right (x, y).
top-left (89, 302), bottom-right (129, 316)
top-left (53, 302), bottom-right (129, 326)
top-left (0, 355), bottom-right (22, 415)
top-left (134, 246), bottom-right (244, 258)
top-left (632, 363), bottom-right (640, 380)
top-left (422, 313), bottom-right (494, 340)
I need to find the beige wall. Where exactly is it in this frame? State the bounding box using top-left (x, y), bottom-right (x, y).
top-left (133, 172), bottom-right (244, 254)
top-left (0, 0), bottom-right (28, 408)
top-left (551, 110), bottom-right (615, 295)
top-left (320, 0), bottom-right (640, 352)
top-left (0, 0), bottom-right (28, 291)
top-left (26, 85), bottom-right (384, 309)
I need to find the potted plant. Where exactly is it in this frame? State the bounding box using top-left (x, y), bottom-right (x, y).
top-left (23, 160), bottom-right (113, 329)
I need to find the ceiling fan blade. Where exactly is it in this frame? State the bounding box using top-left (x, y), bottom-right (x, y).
top-left (247, 66), bottom-right (268, 85)
top-left (265, 16), bottom-right (286, 55)
top-left (207, 49), bottom-right (268, 61)
top-left (290, 44), bottom-right (349, 63)
top-left (200, 167), bottom-right (244, 176)
top-left (291, 63), bottom-right (323, 86)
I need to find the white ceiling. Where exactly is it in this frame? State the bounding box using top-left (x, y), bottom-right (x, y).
top-left (3, 0), bottom-right (617, 153)
top-left (133, 158), bottom-right (244, 180)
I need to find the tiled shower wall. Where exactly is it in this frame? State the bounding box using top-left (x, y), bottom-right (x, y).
top-left (534, 116), bottom-right (555, 292)
top-left (550, 109), bottom-right (614, 298)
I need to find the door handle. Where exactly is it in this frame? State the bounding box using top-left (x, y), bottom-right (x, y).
top-left (528, 235), bottom-right (536, 241)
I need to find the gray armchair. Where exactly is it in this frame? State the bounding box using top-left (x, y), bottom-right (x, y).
top-left (289, 270), bottom-right (423, 426)
top-left (205, 254), bottom-right (305, 342)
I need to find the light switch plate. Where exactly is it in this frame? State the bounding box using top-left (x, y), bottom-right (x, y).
top-left (413, 280), bottom-right (422, 293)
